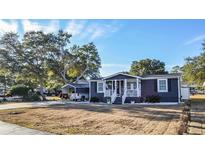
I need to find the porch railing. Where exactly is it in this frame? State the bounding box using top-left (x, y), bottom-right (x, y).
top-left (122, 92), bottom-right (126, 104)
top-left (111, 91), bottom-right (117, 103)
top-left (104, 89), bottom-right (114, 97)
top-left (126, 89), bottom-right (137, 97)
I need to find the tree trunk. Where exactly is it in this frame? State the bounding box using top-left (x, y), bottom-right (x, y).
top-left (60, 71), bottom-right (69, 84)
top-left (39, 79), bottom-right (46, 101)
top-left (76, 67), bottom-right (88, 83)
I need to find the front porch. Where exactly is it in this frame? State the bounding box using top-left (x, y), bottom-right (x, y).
top-left (104, 78), bottom-right (141, 104)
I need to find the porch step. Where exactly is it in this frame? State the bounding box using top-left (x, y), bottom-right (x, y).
top-left (113, 97), bottom-right (122, 104)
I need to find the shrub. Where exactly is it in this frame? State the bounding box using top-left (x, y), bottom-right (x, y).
top-left (24, 93), bottom-right (41, 101)
top-left (145, 95), bottom-right (160, 103)
top-left (10, 85), bottom-right (31, 97)
top-left (178, 121), bottom-right (188, 135)
top-left (10, 85), bottom-right (41, 101)
top-left (90, 97), bottom-right (99, 102)
top-left (185, 100), bottom-right (191, 107)
top-left (139, 97), bottom-right (144, 103)
top-left (23, 90), bottom-right (41, 101)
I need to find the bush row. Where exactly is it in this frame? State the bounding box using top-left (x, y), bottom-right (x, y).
top-left (9, 85), bottom-right (41, 101)
top-left (90, 95), bottom-right (161, 103)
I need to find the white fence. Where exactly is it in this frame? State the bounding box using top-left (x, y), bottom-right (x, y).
top-left (181, 87), bottom-right (190, 100)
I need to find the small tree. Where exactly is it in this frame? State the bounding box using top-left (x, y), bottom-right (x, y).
top-left (170, 65), bottom-right (182, 73)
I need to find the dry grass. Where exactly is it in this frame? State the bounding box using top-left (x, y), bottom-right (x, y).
top-left (46, 96), bottom-right (61, 101)
top-left (0, 103), bottom-right (182, 135)
top-left (190, 94), bottom-right (205, 100)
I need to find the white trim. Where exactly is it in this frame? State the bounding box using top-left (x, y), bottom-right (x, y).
top-left (142, 76), bottom-right (181, 80)
top-left (89, 81), bottom-right (91, 102)
top-left (136, 78), bottom-right (139, 97)
top-left (157, 79), bottom-right (168, 92)
top-left (115, 80), bottom-right (117, 94)
top-left (178, 76), bottom-right (181, 103)
top-left (89, 79), bottom-right (102, 82)
top-left (62, 83), bottom-right (76, 89)
top-left (103, 80), bottom-right (106, 95)
top-left (97, 81), bottom-right (104, 93)
top-left (103, 72), bottom-right (141, 80)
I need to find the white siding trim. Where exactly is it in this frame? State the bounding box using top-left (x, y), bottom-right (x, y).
top-left (157, 79), bottom-right (168, 92)
top-left (142, 76), bottom-right (181, 80)
top-left (178, 76), bottom-right (181, 103)
top-left (89, 81), bottom-right (91, 101)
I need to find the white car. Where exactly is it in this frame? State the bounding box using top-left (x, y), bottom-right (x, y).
top-left (70, 93), bottom-right (88, 101)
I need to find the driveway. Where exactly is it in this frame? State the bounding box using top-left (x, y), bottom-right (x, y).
top-left (0, 121), bottom-right (52, 135)
top-left (0, 101), bottom-right (65, 110)
top-left (0, 101), bottom-right (60, 134)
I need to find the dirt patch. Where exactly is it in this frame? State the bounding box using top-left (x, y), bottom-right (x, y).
top-left (0, 104), bottom-right (182, 135)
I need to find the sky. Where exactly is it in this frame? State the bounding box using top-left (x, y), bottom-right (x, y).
top-left (0, 19), bottom-right (205, 76)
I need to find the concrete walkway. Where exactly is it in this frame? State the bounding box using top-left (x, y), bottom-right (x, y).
top-left (0, 101), bottom-right (65, 110)
top-left (0, 121), bottom-right (52, 135)
top-left (0, 101), bottom-right (61, 134)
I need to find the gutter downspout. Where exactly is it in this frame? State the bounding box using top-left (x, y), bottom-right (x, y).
top-left (89, 80), bottom-right (91, 102)
top-left (178, 76), bottom-right (181, 104)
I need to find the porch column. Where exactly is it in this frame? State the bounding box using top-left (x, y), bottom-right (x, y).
top-left (119, 80), bottom-right (121, 96)
top-left (115, 80), bottom-right (117, 94)
top-left (103, 80), bottom-right (106, 95)
top-left (124, 79), bottom-right (127, 95)
top-left (111, 80), bottom-right (113, 96)
top-left (136, 78), bottom-right (139, 97)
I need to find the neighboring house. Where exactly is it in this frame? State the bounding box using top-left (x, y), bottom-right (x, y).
top-left (89, 72), bottom-right (182, 104)
top-left (62, 80), bottom-right (89, 101)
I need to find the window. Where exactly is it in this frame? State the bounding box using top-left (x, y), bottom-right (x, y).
top-left (97, 81), bottom-right (104, 93)
top-left (157, 79), bottom-right (168, 92)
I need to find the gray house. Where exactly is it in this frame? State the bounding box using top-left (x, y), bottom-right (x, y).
top-left (89, 72), bottom-right (182, 104)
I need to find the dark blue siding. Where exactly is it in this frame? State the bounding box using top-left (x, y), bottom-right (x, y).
top-left (76, 88), bottom-right (89, 93)
top-left (141, 78), bottom-right (179, 102)
top-left (90, 81), bottom-right (105, 102)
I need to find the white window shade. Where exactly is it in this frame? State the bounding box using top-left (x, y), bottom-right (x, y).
top-left (157, 79), bottom-right (168, 92)
top-left (97, 81), bottom-right (104, 93)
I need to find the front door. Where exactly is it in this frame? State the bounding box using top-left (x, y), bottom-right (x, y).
top-left (116, 80), bottom-right (124, 96)
top-left (116, 81), bottom-right (120, 96)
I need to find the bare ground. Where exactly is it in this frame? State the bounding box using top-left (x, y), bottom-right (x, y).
top-left (0, 103), bottom-right (182, 135)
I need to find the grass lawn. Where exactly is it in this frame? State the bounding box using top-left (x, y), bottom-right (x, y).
top-left (0, 103), bottom-right (182, 135)
top-left (46, 96), bottom-right (61, 101)
top-left (190, 94), bottom-right (205, 108)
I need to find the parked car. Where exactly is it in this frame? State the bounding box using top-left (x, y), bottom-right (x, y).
top-left (70, 93), bottom-right (87, 101)
top-left (196, 90), bottom-right (205, 94)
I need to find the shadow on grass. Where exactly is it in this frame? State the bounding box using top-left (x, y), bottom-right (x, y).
top-left (46, 103), bottom-right (182, 121)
